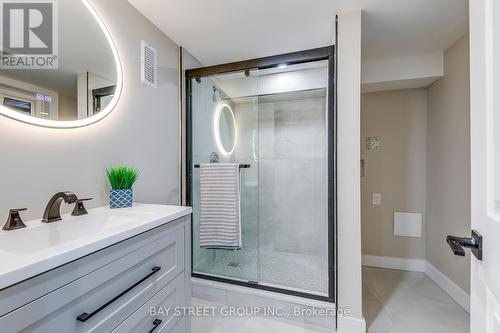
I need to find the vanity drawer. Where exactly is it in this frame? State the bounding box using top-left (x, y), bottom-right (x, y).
top-left (0, 217), bottom-right (187, 317)
top-left (1, 226), bottom-right (185, 333)
top-left (111, 274), bottom-right (187, 333)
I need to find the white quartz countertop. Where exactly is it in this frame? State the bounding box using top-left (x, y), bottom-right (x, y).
top-left (0, 203), bottom-right (192, 290)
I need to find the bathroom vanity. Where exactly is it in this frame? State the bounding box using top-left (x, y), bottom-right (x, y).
top-left (0, 204), bottom-right (192, 333)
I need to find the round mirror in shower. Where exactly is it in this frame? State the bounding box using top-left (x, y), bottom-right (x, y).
top-left (214, 102), bottom-right (237, 156)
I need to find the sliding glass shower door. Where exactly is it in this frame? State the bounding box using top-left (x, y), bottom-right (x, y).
top-left (187, 51), bottom-right (333, 301)
top-left (257, 86), bottom-right (329, 296)
top-left (190, 70), bottom-right (261, 283)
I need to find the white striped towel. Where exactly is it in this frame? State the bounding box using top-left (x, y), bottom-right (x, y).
top-left (199, 163), bottom-right (242, 250)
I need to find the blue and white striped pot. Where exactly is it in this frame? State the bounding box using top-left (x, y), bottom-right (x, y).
top-left (110, 189), bottom-right (133, 209)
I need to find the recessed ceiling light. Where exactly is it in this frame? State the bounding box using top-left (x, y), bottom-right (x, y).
top-left (278, 63), bottom-right (288, 69)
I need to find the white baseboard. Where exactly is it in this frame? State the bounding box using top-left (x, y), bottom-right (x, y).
top-left (362, 254), bottom-right (425, 272)
top-left (337, 316), bottom-right (366, 333)
top-left (362, 255), bottom-right (470, 313)
top-left (424, 261), bottom-right (470, 313)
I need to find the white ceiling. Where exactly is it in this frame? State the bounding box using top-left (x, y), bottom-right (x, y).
top-left (128, 0), bottom-right (468, 65)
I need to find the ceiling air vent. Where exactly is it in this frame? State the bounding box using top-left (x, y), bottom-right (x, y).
top-left (141, 41), bottom-right (157, 88)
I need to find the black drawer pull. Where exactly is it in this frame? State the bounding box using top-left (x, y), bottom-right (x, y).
top-left (148, 319), bottom-right (163, 333)
top-left (77, 266), bottom-right (161, 322)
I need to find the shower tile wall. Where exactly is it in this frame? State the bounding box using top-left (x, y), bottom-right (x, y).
top-left (257, 95), bottom-right (328, 294)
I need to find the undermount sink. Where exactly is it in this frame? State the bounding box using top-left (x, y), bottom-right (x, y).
top-left (0, 204), bottom-right (192, 289)
top-left (0, 210), bottom-right (150, 255)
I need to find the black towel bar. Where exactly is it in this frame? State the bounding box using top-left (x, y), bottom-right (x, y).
top-left (193, 164), bottom-right (251, 169)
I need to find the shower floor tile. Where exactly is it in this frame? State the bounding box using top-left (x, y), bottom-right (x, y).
top-left (260, 250), bottom-right (328, 294)
top-left (195, 249), bottom-right (328, 295)
top-left (199, 249), bottom-right (258, 282)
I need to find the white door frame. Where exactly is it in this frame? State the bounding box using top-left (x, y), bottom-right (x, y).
top-left (469, 0), bottom-right (500, 331)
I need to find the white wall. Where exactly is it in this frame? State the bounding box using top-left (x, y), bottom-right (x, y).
top-left (0, 0), bottom-right (181, 221)
top-left (361, 53), bottom-right (443, 93)
top-left (337, 10), bottom-right (366, 333)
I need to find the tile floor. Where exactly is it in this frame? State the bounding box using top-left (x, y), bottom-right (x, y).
top-left (191, 267), bottom-right (470, 333)
top-left (191, 298), bottom-right (331, 333)
top-left (363, 267), bottom-right (470, 333)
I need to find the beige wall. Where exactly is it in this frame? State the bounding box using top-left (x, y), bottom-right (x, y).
top-left (360, 35), bottom-right (470, 294)
top-left (58, 93), bottom-right (77, 121)
top-left (0, 0), bottom-right (180, 221)
top-left (427, 35), bottom-right (470, 293)
top-left (361, 89), bottom-right (427, 259)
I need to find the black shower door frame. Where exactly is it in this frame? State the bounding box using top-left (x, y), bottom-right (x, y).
top-left (185, 45), bottom-right (336, 304)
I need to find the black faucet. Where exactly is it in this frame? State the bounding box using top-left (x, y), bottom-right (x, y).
top-left (42, 191), bottom-right (78, 223)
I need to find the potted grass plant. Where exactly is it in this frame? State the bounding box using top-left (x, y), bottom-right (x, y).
top-left (106, 166), bottom-right (139, 209)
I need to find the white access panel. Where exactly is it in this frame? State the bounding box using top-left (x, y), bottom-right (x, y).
top-left (393, 212), bottom-right (422, 238)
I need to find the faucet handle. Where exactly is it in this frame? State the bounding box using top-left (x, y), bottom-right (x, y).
top-left (72, 198), bottom-right (92, 217)
top-left (3, 208), bottom-right (28, 231)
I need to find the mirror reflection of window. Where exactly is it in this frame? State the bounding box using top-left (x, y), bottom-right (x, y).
top-left (3, 97), bottom-right (32, 115)
top-left (0, 0), bottom-right (118, 123)
top-left (0, 76), bottom-right (56, 119)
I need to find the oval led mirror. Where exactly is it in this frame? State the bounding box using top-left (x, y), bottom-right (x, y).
top-left (0, 0), bottom-right (122, 128)
top-left (214, 103), bottom-right (237, 156)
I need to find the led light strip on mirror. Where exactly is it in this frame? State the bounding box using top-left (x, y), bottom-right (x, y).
top-left (214, 102), bottom-right (237, 156)
top-left (0, 0), bottom-right (123, 128)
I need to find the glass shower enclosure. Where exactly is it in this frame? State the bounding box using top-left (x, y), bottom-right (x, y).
top-left (186, 47), bottom-right (335, 301)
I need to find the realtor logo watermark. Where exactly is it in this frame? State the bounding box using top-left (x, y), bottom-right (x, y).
top-left (0, 0), bottom-right (58, 69)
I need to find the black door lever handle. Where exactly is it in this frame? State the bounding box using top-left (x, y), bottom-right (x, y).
top-left (446, 230), bottom-right (482, 261)
top-left (447, 237), bottom-right (466, 256)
